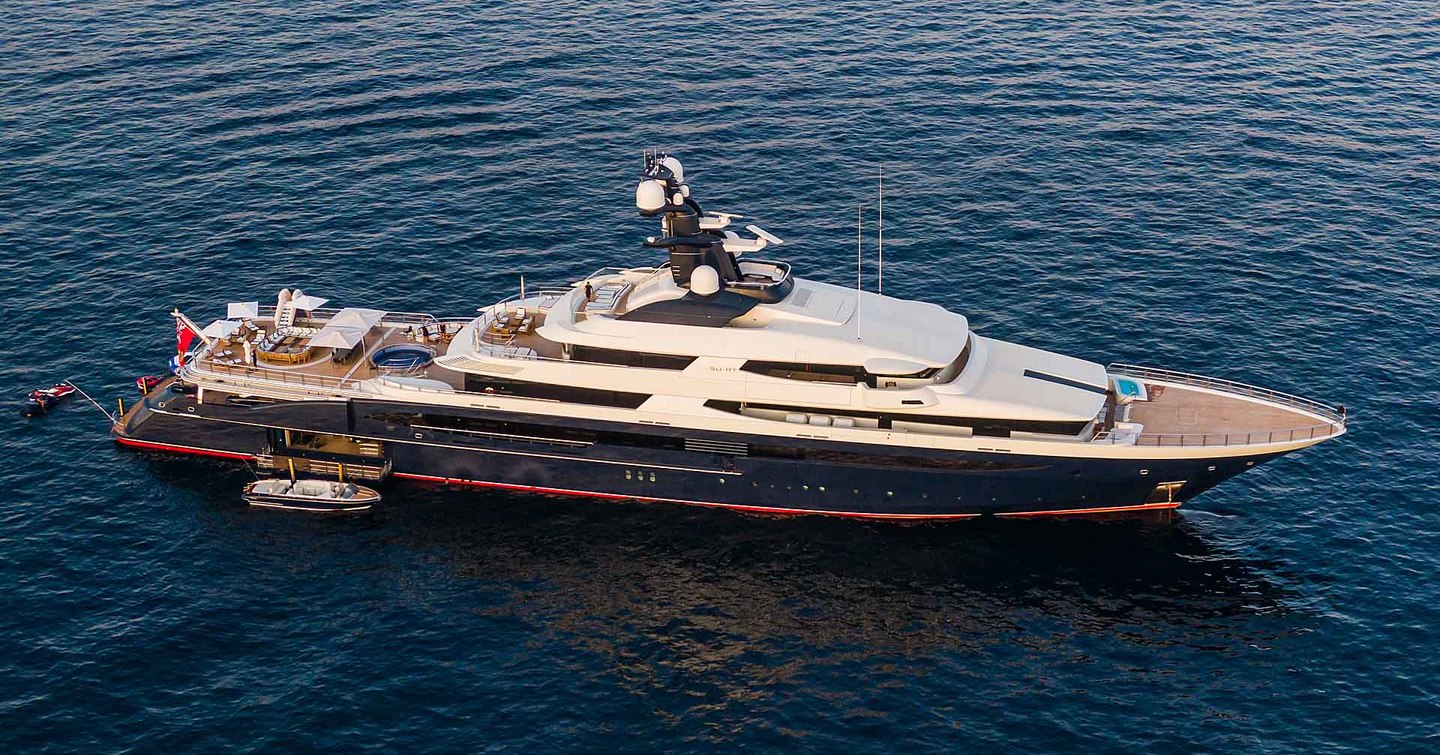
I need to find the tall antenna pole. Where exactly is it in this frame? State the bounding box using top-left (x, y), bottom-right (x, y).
top-left (856, 204), bottom-right (863, 342)
top-left (877, 165), bottom-right (884, 295)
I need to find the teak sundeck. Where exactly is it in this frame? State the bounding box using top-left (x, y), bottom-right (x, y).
top-left (114, 153), bottom-right (1347, 519)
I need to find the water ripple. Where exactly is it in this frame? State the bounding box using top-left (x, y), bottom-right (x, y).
top-left (3, 0), bottom-right (1439, 751)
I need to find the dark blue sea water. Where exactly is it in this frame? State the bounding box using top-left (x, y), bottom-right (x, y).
top-left (3, 1), bottom-right (1438, 751)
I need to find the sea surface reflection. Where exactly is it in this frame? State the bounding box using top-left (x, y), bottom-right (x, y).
top-left (156, 457), bottom-right (1293, 659)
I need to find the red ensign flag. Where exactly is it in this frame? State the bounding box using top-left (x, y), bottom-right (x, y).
top-left (176, 317), bottom-right (197, 357)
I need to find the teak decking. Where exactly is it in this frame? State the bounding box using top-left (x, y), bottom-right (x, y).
top-left (1128, 383), bottom-right (1340, 444)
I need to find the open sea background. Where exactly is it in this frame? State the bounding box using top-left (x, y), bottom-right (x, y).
top-left (2, 0), bottom-right (1437, 751)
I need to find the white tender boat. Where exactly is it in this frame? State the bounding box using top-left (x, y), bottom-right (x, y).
top-left (242, 479), bottom-right (379, 513)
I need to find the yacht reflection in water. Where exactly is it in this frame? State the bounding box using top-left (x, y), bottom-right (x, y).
top-left (145, 459), bottom-right (1297, 731)
top-left (155, 458), bottom-right (1291, 648)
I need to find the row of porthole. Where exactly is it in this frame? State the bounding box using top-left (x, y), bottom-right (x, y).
top-left (625, 469), bottom-right (657, 482)
top-left (1141, 463), bottom-right (1231, 475)
top-left (716, 477), bottom-right (918, 499)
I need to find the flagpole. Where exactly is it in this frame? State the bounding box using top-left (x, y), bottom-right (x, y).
top-left (856, 204), bottom-right (862, 342)
top-left (171, 308), bottom-right (213, 349)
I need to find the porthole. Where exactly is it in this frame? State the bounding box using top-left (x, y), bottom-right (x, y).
top-left (1207, 465), bottom-right (1217, 472)
top-left (625, 470), bottom-right (632, 480)
top-left (802, 484), bottom-right (809, 491)
top-left (649, 472), bottom-right (656, 483)
top-left (157, 401), bottom-right (166, 409)
top-left (886, 491), bottom-right (894, 498)
top-left (1139, 469), bottom-right (1150, 476)
top-left (718, 478), bottom-right (726, 484)
top-left (818, 486), bottom-right (826, 492)
top-left (186, 406), bottom-right (195, 413)
top-left (413, 432), bottom-right (423, 440)
top-left (1246, 461), bottom-right (1255, 466)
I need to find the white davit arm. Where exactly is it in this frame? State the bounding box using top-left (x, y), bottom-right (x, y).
top-left (698, 211), bottom-right (744, 230)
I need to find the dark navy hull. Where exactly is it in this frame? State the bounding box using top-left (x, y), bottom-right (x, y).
top-left (114, 389), bottom-right (1284, 518)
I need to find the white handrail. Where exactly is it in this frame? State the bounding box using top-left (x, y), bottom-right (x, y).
top-left (1093, 423), bottom-right (1342, 447)
top-left (1101, 363), bottom-right (1347, 447)
top-left (1108, 363), bottom-right (1346, 425)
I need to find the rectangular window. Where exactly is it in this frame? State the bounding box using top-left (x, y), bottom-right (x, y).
top-left (462, 374), bottom-right (650, 408)
top-left (705, 399), bottom-right (1087, 437)
top-left (364, 411), bottom-right (686, 451)
top-left (571, 345), bottom-right (697, 370)
top-left (748, 443), bottom-right (1042, 470)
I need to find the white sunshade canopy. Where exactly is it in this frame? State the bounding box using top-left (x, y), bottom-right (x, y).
top-left (328, 307), bottom-right (386, 330)
top-left (227, 301), bottom-right (260, 319)
top-left (290, 294), bottom-right (330, 311)
top-left (200, 319), bottom-right (242, 338)
top-left (308, 325), bottom-right (367, 349)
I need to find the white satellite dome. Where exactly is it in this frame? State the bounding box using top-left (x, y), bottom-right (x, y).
top-left (660, 156), bottom-right (684, 183)
top-left (690, 264), bottom-right (720, 296)
top-left (635, 179), bottom-right (667, 212)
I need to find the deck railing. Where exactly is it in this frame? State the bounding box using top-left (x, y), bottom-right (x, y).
top-left (1107, 363), bottom-right (1347, 425)
top-left (184, 360), bottom-right (363, 395)
top-left (472, 289), bottom-right (571, 353)
top-left (1098, 363), bottom-right (1347, 447)
top-left (1093, 423), bottom-right (1343, 447)
top-left (253, 305), bottom-right (442, 329)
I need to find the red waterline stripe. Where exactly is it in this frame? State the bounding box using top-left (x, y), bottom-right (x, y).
top-left (998, 501), bottom-right (1181, 517)
top-left (113, 436), bottom-right (255, 461)
top-left (392, 472), bottom-right (983, 520)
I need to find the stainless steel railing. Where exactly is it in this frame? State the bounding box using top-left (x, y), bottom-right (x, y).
top-left (1107, 363), bottom-right (1347, 425)
top-left (1093, 423), bottom-right (1342, 447)
top-left (254, 305), bottom-right (442, 329)
top-left (183, 360), bottom-right (362, 395)
top-left (1097, 363), bottom-right (1347, 447)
